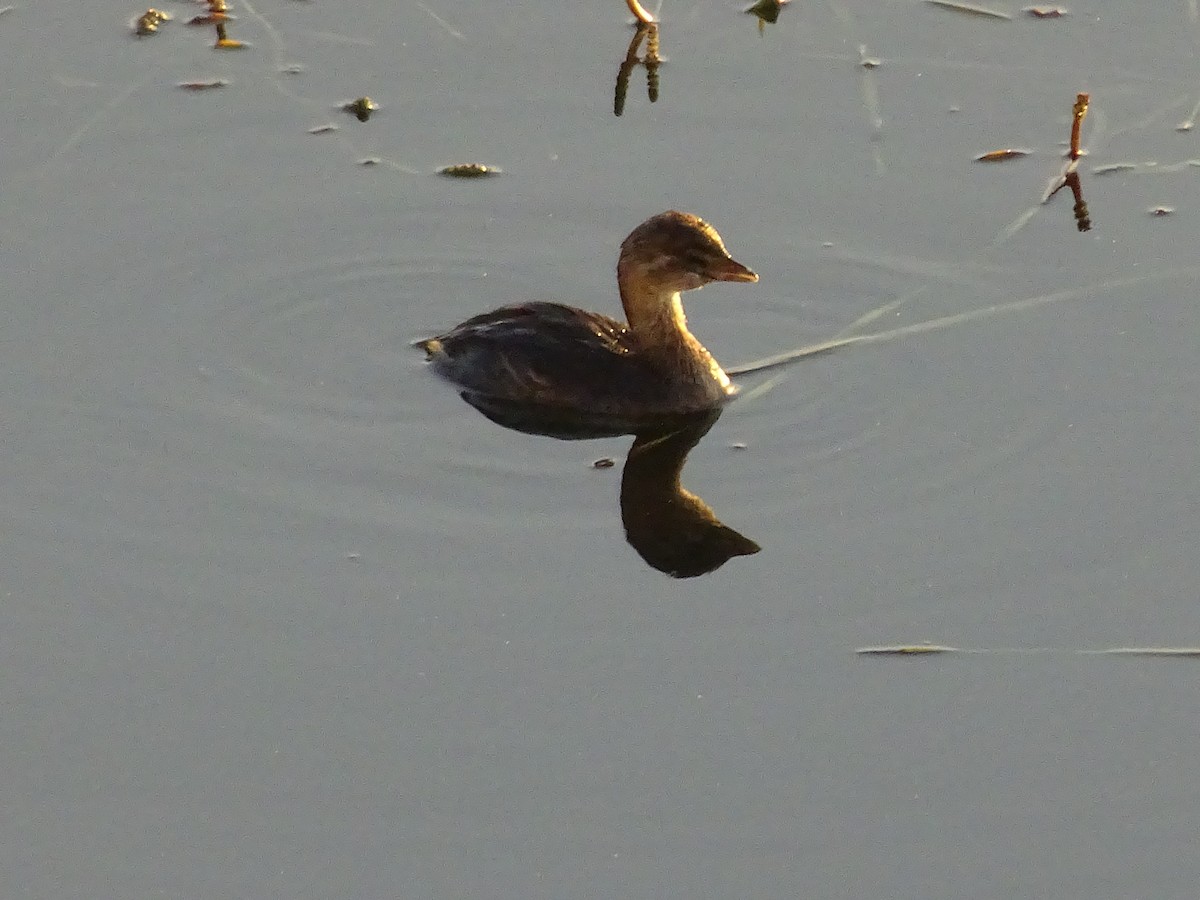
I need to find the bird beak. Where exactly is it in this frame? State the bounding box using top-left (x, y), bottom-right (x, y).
top-left (711, 256), bottom-right (759, 283)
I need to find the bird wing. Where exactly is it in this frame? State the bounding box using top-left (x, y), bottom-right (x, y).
top-left (426, 302), bottom-right (671, 410)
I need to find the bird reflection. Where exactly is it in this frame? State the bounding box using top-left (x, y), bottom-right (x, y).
top-left (454, 393), bottom-right (761, 578)
top-left (621, 411), bottom-right (761, 578)
top-left (615, 22), bottom-right (662, 116)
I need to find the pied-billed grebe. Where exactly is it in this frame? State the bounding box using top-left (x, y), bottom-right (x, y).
top-left (416, 211), bottom-right (758, 421)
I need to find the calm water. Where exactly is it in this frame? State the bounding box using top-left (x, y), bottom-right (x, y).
top-left (4, 1), bottom-right (1200, 897)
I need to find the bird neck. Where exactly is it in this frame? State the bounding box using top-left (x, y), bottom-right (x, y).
top-left (618, 269), bottom-right (732, 393)
top-left (623, 290), bottom-right (690, 347)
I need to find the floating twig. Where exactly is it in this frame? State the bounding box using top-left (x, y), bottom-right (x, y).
top-left (1033, 93), bottom-right (1093, 232)
top-left (625, 0), bottom-right (655, 25)
top-left (1069, 92), bottom-right (1088, 159)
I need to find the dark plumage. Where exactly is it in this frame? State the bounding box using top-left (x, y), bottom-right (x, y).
top-left (417, 211), bottom-right (757, 424)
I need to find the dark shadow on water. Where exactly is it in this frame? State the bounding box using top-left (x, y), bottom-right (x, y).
top-left (459, 393), bottom-right (761, 579)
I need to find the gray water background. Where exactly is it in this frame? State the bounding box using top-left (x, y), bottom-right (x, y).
top-left (3, 1), bottom-right (1200, 897)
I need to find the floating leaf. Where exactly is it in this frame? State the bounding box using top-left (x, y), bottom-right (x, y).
top-left (975, 148), bottom-right (1032, 162)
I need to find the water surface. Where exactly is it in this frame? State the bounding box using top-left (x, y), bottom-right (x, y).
top-left (4, 1), bottom-right (1200, 897)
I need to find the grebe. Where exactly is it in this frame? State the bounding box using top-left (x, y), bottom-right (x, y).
top-left (416, 211), bottom-right (758, 423)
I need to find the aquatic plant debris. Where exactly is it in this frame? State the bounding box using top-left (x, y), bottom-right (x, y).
top-left (924, 0), bottom-right (1011, 20)
top-left (1024, 6), bottom-right (1068, 16)
top-left (615, 22), bottom-right (662, 115)
top-left (178, 79), bottom-right (229, 90)
top-left (976, 148), bottom-right (1032, 162)
top-left (308, 123), bottom-right (338, 134)
top-left (746, 0), bottom-right (790, 31)
top-left (1148, 206), bottom-right (1175, 217)
top-left (437, 163), bottom-right (501, 178)
top-left (341, 97), bottom-right (379, 122)
top-left (134, 8), bottom-right (172, 36)
top-left (214, 22), bottom-right (245, 49)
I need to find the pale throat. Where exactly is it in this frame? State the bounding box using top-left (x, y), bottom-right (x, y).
top-left (620, 283), bottom-right (733, 392)
top-left (620, 280), bottom-right (691, 343)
